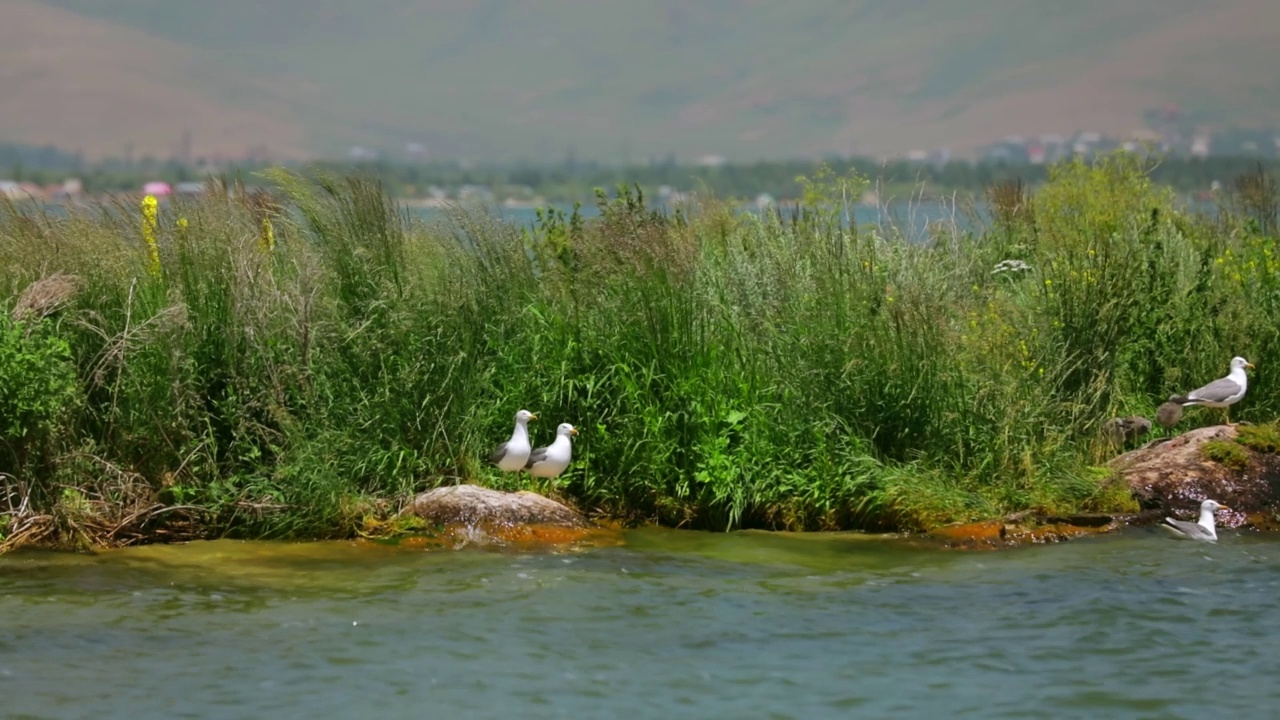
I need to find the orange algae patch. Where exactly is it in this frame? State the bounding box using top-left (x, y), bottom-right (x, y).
top-left (930, 521), bottom-right (1006, 545)
top-left (1244, 512), bottom-right (1280, 532)
top-left (483, 523), bottom-right (626, 549)
top-left (396, 535), bottom-right (450, 551)
top-left (375, 522), bottom-right (626, 552)
top-left (926, 516), bottom-right (1121, 550)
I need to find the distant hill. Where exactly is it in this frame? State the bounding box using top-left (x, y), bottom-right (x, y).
top-left (7, 0), bottom-right (1280, 162)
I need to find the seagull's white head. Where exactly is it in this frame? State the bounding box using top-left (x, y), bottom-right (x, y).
top-left (1200, 499), bottom-right (1227, 513)
top-left (1230, 356), bottom-right (1255, 372)
top-left (556, 423), bottom-right (579, 438)
top-left (515, 409), bottom-right (538, 424)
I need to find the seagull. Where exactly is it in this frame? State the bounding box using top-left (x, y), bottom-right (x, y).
top-left (525, 422), bottom-right (578, 479)
top-left (1167, 356), bottom-right (1254, 425)
top-left (489, 409), bottom-right (537, 472)
top-left (1160, 499), bottom-right (1229, 542)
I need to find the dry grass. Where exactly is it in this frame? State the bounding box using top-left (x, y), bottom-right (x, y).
top-left (12, 272), bottom-right (81, 324)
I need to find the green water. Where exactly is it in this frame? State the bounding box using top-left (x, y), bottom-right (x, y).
top-left (2, 527), bottom-right (1279, 719)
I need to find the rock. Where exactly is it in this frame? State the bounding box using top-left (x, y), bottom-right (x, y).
top-left (1110, 425), bottom-right (1280, 528)
top-left (1102, 415), bottom-right (1153, 446)
top-left (406, 484), bottom-right (588, 529)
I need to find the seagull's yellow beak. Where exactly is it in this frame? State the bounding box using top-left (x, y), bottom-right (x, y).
top-left (570, 427), bottom-right (579, 436)
top-left (1218, 505), bottom-right (1232, 512)
top-left (1246, 362), bottom-right (1255, 370)
top-left (529, 413), bottom-right (539, 421)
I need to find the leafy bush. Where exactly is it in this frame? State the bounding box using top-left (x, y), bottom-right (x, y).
top-left (0, 316), bottom-right (79, 473)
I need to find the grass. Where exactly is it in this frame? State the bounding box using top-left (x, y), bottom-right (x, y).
top-left (1, 152), bottom-right (1279, 549)
top-left (1237, 422), bottom-right (1280, 454)
top-left (1201, 440), bottom-right (1251, 470)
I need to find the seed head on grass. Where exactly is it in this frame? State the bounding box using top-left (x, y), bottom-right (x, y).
top-left (12, 273), bottom-right (81, 324)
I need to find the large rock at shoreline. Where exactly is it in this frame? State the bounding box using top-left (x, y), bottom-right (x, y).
top-left (1110, 425), bottom-right (1280, 529)
top-left (407, 484), bottom-right (589, 529)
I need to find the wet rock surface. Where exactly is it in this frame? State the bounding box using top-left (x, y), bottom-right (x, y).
top-left (407, 484), bottom-right (590, 529)
top-left (395, 484), bottom-right (626, 550)
top-left (1110, 425), bottom-right (1280, 529)
top-left (926, 513), bottom-right (1129, 550)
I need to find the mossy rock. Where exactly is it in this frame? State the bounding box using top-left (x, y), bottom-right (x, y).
top-left (1111, 424), bottom-right (1280, 528)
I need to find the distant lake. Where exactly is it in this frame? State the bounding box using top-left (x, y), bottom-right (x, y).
top-left (410, 200), bottom-right (987, 243)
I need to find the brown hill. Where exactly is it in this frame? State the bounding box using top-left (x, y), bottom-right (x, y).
top-left (0, 0), bottom-right (328, 160)
top-left (7, 0), bottom-right (1280, 161)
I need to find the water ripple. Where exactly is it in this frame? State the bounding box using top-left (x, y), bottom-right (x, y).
top-left (2, 531), bottom-right (1280, 718)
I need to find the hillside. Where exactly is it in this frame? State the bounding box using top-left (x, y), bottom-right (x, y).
top-left (0, 1), bottom-right (307, 161)
top-left (9, 0), bottom-right (1280, 161)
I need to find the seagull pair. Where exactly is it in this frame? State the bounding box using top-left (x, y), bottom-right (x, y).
top-left (1161, 499), bottom-right (1229, 542)
top-left (488, 409), bottom-right (579, 479)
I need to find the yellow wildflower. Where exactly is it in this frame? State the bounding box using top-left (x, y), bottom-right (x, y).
top-left (141, 194), bottom-right (160, 277)
top-left (260, 217), bottom-right (275, 251)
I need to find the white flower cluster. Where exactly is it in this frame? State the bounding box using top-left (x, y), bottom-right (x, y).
top-left (991, 259), bottom-right (1033, 275)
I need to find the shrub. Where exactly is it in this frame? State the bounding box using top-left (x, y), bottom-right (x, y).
top-left (0, 315), bottom-right (80, 476)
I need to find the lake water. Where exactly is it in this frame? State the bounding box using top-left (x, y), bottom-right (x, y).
top-left (2, 528), bottom-right (1278, 719)
top-left (412, 200), bottom-right (982, 242)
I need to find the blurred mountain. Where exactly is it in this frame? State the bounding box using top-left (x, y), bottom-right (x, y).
top-left (7, 0), bottom-right (1280, 161)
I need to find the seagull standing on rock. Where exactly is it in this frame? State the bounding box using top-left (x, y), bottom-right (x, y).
top-left (1160, 499), bottom-right (1229, 542)
top-left (489, 409), bottom-right (537, 472)
top-left (526, 423), bottom-right (579, 479)
top-left (1167, 356), bottom-right (1254, 425)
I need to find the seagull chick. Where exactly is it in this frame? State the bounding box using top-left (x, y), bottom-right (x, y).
top-left (489, 409), bottom-right (537, 472)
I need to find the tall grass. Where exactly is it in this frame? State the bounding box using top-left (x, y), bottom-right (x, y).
top-left (1, 154), bottom-right (1278, 545)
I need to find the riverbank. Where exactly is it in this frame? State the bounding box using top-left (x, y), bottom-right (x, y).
top-left (2, 154), bottom-right (1279, 553)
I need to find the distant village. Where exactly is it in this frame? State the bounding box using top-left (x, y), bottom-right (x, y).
top-left (4, 105), bottom-right (1279, 205)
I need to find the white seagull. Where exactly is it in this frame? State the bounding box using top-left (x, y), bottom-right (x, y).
top-left (1168, 356), bottom-right (1254, 425)
top-left (525, 422), bottom-right (578, 479)
top-left (1160, 499), bottom-right (1229, 542)
top-left (489, 409), bottom-right (537, 472)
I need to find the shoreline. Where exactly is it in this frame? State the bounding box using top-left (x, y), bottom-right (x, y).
top-left (4, 506), bottom-right (1270, 557)
top-left (11, 419), bottom-right (1279, 556)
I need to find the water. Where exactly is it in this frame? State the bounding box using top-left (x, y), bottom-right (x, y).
top-left (412, 200), bottom-right (980, 242)
top-left (2, 528), bottom-right (1278, 719)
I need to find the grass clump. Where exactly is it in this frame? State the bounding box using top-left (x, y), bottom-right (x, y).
top-left (1236, 422), bottom-right (1280, 454)
top-left (1201, 439), bottom-right (1251, 471)
top-left (1, 153), bottom-right (1279, 548)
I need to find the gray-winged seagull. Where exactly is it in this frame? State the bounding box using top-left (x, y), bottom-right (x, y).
top-left (1168, 356), bottom-right (1254, 425)
top-left (525, 422), bottom-right (578, 479)
top-left (1160, 499), bottom-right (1229, 542)
top-left (489, 409), bottom-right (537, 472)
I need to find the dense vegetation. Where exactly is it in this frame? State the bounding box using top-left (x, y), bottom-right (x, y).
top-left (1, 153), bottom-right (1277, 550)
